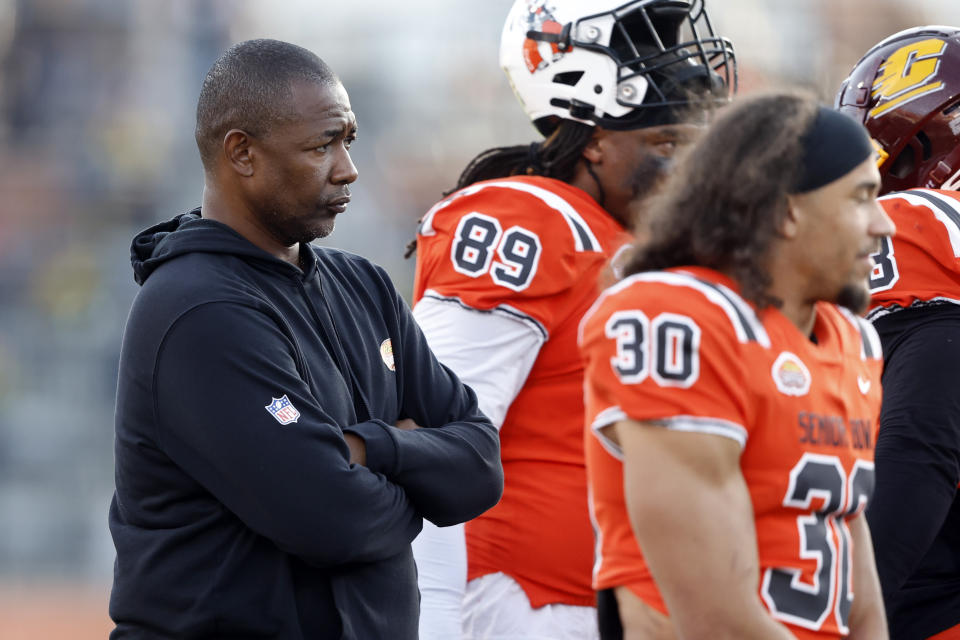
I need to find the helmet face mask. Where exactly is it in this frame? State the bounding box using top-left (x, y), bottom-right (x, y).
top-left (501, 0), bottom-right (737, 136)
top-left (836, 26), bottom-right (960, 194)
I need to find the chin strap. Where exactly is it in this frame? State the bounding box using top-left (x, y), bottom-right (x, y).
top-left (584, 159), bottom-right (606, 208)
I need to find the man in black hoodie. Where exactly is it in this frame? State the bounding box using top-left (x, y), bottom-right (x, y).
top-left (108, 39), bottom-right (503, 639)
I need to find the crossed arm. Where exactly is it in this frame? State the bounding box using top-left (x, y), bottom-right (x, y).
top-left (155, 299), bottom-right (502, 568)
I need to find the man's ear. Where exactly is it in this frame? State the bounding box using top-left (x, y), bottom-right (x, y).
top-left (781, 194), bottom-right (802, 239)
top-left (223, 129), bottom-right (255, 177)
top-left (582, 128), bottom-right (606, 165)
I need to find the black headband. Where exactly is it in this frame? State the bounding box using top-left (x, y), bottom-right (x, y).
top-left (791, 106), bottom-right (875, 194)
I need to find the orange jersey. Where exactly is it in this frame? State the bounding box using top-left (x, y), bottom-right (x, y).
top-left (580, 267), bottom-right (882, 638)
top-left (868, 189), bottom-right (960, 318)
top-left (414, 175), bottom-right (629, 607)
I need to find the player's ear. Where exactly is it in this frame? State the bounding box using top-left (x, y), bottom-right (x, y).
top-left (780, 194), bottom-right (801, 239)
top-left (582, 128), bottom-right (605, 164)
top-left (224, 129), bottom-right (255, 177)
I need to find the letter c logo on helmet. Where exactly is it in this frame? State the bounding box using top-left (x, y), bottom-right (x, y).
top-left (870, 38), bottom-right (947, 119)
top-left (837, 26), bottom-right (960, 194)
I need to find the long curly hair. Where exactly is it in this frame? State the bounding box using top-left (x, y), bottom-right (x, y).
top-left (624, 91), bottom-right (819, 308)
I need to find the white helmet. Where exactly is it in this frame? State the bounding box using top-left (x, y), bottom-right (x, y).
top-left (500, 0), bottom-right (736, 135)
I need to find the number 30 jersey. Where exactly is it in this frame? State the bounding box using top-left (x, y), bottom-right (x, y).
top-left (580, 267), bottom-right (883, 638)
top-left (868, 189), bottom-right (960, 318)
top-left (413, 175), bottom-right (629, 607)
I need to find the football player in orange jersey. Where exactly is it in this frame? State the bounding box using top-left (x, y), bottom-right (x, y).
top-left (836, 27), bottom-right (960, 640)
top-left (409, 1), bottom-right (735, 638)
top-left (580, 92), bottom-right (894, 639)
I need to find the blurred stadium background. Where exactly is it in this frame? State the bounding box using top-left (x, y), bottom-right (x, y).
top-left (1, 0), bottom-right (958, 637)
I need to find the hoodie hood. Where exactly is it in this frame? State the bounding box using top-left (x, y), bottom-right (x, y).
top-left (131, 208), bottom-right (295, 285)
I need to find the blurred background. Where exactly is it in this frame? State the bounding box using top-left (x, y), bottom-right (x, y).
top-left (1, 0), bottom-right (958, 636)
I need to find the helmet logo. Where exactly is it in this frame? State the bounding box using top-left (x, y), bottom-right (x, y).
top-left (521, 0), bottom-right (565, 74)
top-left (870, 38), bottom-right (947, 118)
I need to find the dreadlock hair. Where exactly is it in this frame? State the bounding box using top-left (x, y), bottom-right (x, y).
top-left (623, 91), bottom-right (819, 309)
top-left (403, 119), bottom-right (596, 257)
top-left (449, 119), bottom-right (595, 193)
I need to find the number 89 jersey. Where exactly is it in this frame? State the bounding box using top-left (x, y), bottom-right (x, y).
top-left (580, 267), bottom-right (883, 638)
top-left (413, 175), bottom-right (628, 606)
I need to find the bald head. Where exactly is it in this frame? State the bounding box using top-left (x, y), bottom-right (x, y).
top-left (195, 39), bottom-right (338, 170)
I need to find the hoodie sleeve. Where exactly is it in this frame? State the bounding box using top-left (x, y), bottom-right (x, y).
top-left (153, 301), bottom-right (422, 567)
top-left (343, 286), bottom-right (504, 527)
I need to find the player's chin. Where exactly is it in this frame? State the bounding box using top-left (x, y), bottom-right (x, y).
top-left (834, 281), bottom-right (871, 315)
top-left (311, 219), bottom-right (336, 240)
top-left (303, 213), bottom-right (336, 241)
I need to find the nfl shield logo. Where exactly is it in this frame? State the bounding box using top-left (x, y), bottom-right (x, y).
top-left (265, 395), bottom-right (301, 425)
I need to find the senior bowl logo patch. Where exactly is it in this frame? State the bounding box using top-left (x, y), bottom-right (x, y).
top-left (771, 352), bottom-right (811, 397)
top-left (265, 395), bottom-right (301, 425)
top-left (380, 338), bottom-right (396, 371)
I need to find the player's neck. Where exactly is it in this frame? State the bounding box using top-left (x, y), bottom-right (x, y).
top-left (569, 167), bottom-right (604, 210)
top-left (776, 296), bottom-right (818, 339)
top-left (766, 252), bottom-right (818, 339)
top-left (201, 183), bottom-right (301, 268)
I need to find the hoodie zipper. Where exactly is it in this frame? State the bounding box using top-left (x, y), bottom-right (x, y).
top-left (297, 266), bottom-right (373, 423)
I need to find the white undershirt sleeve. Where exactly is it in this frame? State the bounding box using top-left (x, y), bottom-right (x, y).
top-left (412, 295), bottom-right (545, 428)
top-left (411, 520), bottom-right (468, 639)
top-left (410, 295), bottom-right (545, 639)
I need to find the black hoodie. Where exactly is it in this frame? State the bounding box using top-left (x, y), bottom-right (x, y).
top-left (109, 211), bottom-right (503, 639)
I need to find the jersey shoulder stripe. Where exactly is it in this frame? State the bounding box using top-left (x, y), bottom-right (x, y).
top-left (885, 189), bottom-right (960, 257)
top-left (686, 274), bottom-right (766, 345)
top-left (579, 270), bottom-right (770, 348)
top-left (418, 179), bottom-right (601, 252)
top-left (836, 306), bottom-right (883, 361)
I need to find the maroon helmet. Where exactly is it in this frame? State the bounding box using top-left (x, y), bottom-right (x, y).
top-left (836, 26), bottom-right (960, 194)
